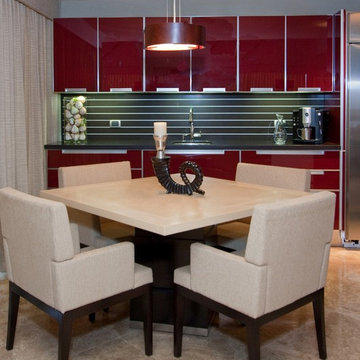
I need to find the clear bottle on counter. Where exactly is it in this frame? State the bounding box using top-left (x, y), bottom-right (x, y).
top-left (273, 113), bottom-right (287, 145)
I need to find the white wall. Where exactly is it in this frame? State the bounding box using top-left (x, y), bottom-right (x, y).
top-left (60, 0), bottom-right (360, 18)
top-left (19, 0), bottom-right (59, 18)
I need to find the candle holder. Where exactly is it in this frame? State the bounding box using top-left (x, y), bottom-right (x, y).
top-left (152, 135), bottom-right (205, 196)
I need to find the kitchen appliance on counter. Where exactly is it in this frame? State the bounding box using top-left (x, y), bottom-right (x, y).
top-left (292, 107), bottom-right (325, 144)
top-left (344, 12), bottom-right (360, 246)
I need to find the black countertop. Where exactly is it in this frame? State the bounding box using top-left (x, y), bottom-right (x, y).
top-left (45, 136), bottom-right (340, 151)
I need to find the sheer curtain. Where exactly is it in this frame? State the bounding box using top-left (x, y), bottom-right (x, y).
top-left (0, 0), bottom-right (53, 276)
top-left (0, 0), bottom-right (53, 196)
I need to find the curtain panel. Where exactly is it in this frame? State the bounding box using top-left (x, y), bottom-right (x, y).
top-left (0, 0), bottom-right (53, 196)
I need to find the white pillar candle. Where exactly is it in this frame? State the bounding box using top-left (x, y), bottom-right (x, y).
top-left (154, 122), bottom-right (167, 136)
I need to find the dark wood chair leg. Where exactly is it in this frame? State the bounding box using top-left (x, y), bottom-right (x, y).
top-left (6, 285), bottom-right (20, 350)
top-left (174, 286), bottom-right (185, 358)
top-left (313, 290), bottom-right (327, 359)
top-left (58, 314), bottom-right (72, 360)
top-left (246, 322), bottom-right (261, 360)
top-left (143, 284), bottom-right (153, 356)
top-left (88, 312), bottom-right (95, 323)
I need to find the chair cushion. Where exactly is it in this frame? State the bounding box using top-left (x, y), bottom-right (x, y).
top-left (174, 265), bottom-right (191, 289)
top-left (135, 263), bottom-right (153, 288)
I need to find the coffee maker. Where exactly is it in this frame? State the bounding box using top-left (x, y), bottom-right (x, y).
top-left (292, 107), bottom-right (325, 144)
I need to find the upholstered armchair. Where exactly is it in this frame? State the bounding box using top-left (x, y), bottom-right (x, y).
top-left (216, 163), bottom-right (311, 252)
top-left (0, 187), bottom-right (153, 360)
top-left (58, 161), bottom-right (135, 248)
top-left (174, 191), bottom-right (335, 360)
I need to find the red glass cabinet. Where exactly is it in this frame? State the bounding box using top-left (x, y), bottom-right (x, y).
top-left (145, 18), bottom-right (191, 91)
top-left (99, 18), bottom-right (143, 91)
top-left (240, 150), bottom-right (340, 228)
top-left (239, 16), bottom-right (285, 91)
top-left (192, 17), bottom-right (237, 91)
top-left (53, 18), bottom-right (98, 92)
top-left (142, 150), bottom-right (240, 180)
top-left (47, 150), bottom-right (142, 188)
top-left (286, 15), bottom-right (333, 91)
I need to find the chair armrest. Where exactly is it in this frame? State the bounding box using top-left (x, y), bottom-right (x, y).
top-left (190, 242), bottom-right (267, 319)
top-left (69, 222), bottom-right (81, 254)
top-left (51, 241), bottom-right (135, 313)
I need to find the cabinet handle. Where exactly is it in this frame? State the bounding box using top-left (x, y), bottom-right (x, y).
top-left (61, 150), bottom-right (127, 154)
top-left (65, 88), bottom-right (87, 92)
top-left (166, 150), bottom-right (225, 155)
top-left (310, 170), bottom-right (325, 175)
top-left (255, 150), bottom-right (325, 155)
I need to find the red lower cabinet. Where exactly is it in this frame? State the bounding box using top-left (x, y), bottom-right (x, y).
top-left (240, 150), bottom-right (341, 229)
top-left (143, 150), bottom-right (239, 180)
top-left (47, 150), bottom-right (142, 188)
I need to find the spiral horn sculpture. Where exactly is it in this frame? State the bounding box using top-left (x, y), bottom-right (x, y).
top-left (152, 156), bottom-right (205, 195)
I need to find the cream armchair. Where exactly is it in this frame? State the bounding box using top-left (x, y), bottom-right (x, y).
top-left (174, 191), bottom-right (335, 360)
top-left (0, 187), bottom-right (153, 360)
top-left (216, 163), bottom-right (311, 252)
top-left (58, 161), bottom-right (135, 248)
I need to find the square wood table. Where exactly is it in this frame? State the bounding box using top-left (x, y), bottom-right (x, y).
top-left (41, 175), bottom-right (308, 334)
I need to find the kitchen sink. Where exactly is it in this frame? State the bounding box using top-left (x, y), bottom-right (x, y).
top-left (172, 139), bottom-right (212, 145)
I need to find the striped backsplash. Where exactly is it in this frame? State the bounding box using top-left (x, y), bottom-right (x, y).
top-left (61, 92), bottom-right (340, 141)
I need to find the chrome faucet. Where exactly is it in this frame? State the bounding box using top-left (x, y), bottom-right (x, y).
top-left (183, 108), bottom-right (201, 141)
top-left (189, 108), bottom-right (195, 140)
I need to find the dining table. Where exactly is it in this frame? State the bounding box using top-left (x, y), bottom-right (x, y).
top-left (40, 174), bottom-right (308, 335)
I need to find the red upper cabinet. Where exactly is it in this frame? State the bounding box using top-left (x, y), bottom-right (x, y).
top-left (286, 15), bottom-right (333, 91)
top-left (54, 18), bottom-right (98, 92)
top-left (239, 16), bottom-right (285, 91)
top-left (192, 17), bottom-right (237, 91)
top-left (99, 18), bottom-right (143, 91)
top-left (145, 18), bottom-right (191, 91)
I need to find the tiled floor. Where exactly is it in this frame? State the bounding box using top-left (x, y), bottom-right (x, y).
top-left (0, 247), bottom-right (359, 359)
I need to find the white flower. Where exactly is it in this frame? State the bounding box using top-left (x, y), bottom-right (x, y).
top-left (71, 106), bottom-right (79, 115)
top-left (71, 125), bottom-right (79, 134)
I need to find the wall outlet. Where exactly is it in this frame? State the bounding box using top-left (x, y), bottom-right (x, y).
top-left (109, 120), bottom-right (121, 128)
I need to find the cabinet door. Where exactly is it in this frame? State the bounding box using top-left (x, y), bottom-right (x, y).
top-left (286, 16), bottom-right (333, 91)
top-left (241, 150), bottom-right (340, 228)
top-left (192, 17), bottom-right (237, 91)
top-left (239, 16), bottom-right (285, 91)
top-left (145, 18), bottom-right (191, 91)
top-left (47, 150), bottom-right (142, 188)
top-left (54, 18), bottom-right (98, 92)
top-left (143, 150), bottom-right (239, 180)
top-left (99, 18), bottom-right (143, 91)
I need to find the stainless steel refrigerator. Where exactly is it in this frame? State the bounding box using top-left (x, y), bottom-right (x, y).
top-left (345, 12), bottom-right (360, 244)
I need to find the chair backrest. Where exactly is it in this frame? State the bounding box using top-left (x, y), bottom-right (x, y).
top-left (58, 161), bottom-right (131, 187)
top-left (0, 187), bottom-right (75, 307)
top-left (235, 163), bottom-right (311, 191)
top-left (245, 191), bottom-right (335, 314)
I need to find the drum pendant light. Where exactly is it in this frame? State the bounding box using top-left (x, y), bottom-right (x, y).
top-left (145, 0), bottom-right (206, 51)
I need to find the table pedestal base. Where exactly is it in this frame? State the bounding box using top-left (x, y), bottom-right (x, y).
top-left (130, 227), bottom-right (216, 334)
